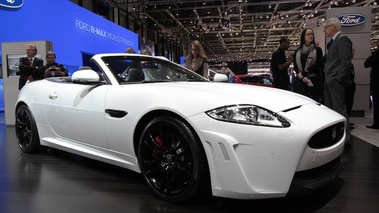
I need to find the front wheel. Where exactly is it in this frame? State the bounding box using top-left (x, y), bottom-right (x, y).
top-left (138, 116), bottom-right (209, 203)
top-left (15, 105), bottom-right (42, 153)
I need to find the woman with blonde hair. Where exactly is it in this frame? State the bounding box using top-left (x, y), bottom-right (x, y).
top-left (184, 40), bottom-right (208, 78)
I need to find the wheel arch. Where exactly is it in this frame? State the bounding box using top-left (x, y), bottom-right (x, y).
top-left (15, 101), bottom-right (27, 116)
top-left (134, 109), bottom-right (212, 202)
top-left (133, 110), bottom-right (203, 156)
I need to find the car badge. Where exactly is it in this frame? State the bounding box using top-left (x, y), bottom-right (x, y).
top-left (0, 0), bottom-right (24, 10)
top-left (336, 13), bottom-right (367, 27)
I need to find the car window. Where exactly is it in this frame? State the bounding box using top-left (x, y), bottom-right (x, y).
top-left (262, 77), bottom-right (272, 85)
top-left (101, 56), bottom-right (208, 84)
top-left (244, 76), bottom-right (259, 84)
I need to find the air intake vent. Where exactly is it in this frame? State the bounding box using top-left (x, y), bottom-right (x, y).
top-left (308, 122), bottom-right (345, 149)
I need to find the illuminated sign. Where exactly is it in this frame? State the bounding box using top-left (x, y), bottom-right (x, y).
top-left (337, 13), bottom-right (367, 27)
top-left (75, 20), bottom-right (134, 47)
top-left (0, 0), bottom-right (23, 9)
top-left (0, 0), bottom-right (139, 68)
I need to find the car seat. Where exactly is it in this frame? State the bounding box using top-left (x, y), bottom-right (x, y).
top-left (124, 67), bottom-right (144, 82)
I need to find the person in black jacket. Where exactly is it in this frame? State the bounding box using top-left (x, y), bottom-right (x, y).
top-left (18, 44), bottom-right (44, 89)
top-left (42, 51), bottom-right (68, 78)
top-left (271, 37), bottom-right (294, 90)
top-left (364, 41), bottom-right (379, 129)
top-left (293, 28), bottom-right (323, 102)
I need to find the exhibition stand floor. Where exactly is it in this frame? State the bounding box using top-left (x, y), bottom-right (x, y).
top-left (0, 111), bottom-right (378, 213)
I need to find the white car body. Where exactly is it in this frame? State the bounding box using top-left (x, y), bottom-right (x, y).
top-left (15, 54), bottom-right (347, 202)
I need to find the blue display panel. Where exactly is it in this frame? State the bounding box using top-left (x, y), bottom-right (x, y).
top-left (0, 0), bottom-right (138, 71)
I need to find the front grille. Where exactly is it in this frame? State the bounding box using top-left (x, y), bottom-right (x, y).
top-left (308, 122), bottom-right (345, 149)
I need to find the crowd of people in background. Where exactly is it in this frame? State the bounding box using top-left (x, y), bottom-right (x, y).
top-left (18, 44), bottom-right (68, 90)
top-left (269, 17), bottom-right (379, 143)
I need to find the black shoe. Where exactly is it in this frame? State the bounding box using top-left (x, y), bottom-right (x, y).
top-left (366, 125), bottom-right (379, 129)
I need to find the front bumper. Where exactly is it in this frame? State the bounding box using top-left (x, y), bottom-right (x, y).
top-left (287, 154), bottom-right (348, 195)
top-left (187, 103), bottom-right (347, 199)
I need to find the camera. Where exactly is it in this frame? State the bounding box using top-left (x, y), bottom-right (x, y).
top-left (50, 68), bottom-right (56, 71)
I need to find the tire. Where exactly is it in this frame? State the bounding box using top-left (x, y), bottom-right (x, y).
top-left (15, 105), bottom-right (42, 153)
top-left (138, 116), bottom-right (209, 203)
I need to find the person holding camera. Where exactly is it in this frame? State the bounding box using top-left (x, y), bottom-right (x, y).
top-left (43, 51), bottom-right (68, 78)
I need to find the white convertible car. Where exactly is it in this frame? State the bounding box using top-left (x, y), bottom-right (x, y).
top-left (15, 54), bottom-right (347, 203)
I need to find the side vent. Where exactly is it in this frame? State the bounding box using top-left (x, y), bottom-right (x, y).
top-left (218, 143), bottom-right (230, 161)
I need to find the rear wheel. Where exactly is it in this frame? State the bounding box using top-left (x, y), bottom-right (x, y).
top-left (138, 116), bottom-right (209, 203)
top-left (15, 105), bottom-right (42, 153)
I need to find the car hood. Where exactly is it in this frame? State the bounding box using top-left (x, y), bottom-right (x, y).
top-left (122, 82), bottom-right (316, 113)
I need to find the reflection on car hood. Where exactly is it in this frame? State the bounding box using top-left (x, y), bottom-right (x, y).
top-left (122, 82), bottom-right (316, 113)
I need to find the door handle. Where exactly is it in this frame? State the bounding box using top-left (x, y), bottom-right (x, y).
top-left (105, 109), bottom-right (128, 118)
top-left (48, 92), bottom-right (58, 99)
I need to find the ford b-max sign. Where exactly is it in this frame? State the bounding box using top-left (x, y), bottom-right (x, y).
top-left (337, 13), bottom-right (367, 27)
top-left (0, 0), bottom-right (24, 9)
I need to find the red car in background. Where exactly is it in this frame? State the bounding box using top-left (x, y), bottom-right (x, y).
top-left (233, 74), bottom-right (274, 88)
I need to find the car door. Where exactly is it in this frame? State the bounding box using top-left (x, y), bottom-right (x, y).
top-left (44, 81), bottom-right (110, 148)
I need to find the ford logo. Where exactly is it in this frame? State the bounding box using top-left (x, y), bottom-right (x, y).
top-left (336, 13), bottom-right (367, 27)
top-left (0, 0), bottom-right (24, 9)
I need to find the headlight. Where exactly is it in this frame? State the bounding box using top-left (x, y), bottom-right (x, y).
top-left (205, 104), bottom-right (290, 127)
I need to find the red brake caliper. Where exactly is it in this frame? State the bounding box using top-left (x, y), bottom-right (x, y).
top-left (152, 136), bottom-right (162, 159)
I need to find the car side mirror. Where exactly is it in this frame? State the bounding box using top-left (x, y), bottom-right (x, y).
top-left (213, 73), bottom-right (229, 82)
top-left (72, 69), bottom-right (100, 83)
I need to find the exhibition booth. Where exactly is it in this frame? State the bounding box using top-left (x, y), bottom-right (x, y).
top-left (0, 0), bottom-right (373, 125)
top-left (0, 0), bottom-right (144, 124)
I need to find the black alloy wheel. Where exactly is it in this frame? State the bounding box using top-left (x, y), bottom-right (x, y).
top-left (15, 105), bottom-right (42, 153)
top-left (138, 116), bottom-right (209, 203)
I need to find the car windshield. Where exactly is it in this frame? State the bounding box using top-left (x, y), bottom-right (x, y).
top-left (101, 56), bottom-right (208, 84)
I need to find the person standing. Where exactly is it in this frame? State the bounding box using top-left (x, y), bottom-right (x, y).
top-left (18, 44), bottom-right (44, 89)
top-left (141, 48), bottom-right (152, 56)
top-left (184, 40), bottom-right (209, 78)
top-left (125, 48), bottom-right (136, 54)
top-left (42, 51), bottom-right (68, 78)
top-left (323, 18), bottom-right (353, 141)
top-left (346, 48), bottom-right (356, 117)
top-left (271, 37), bottom-right (294, 90)
top-left (293, 28), bottom-right (323, 102)
top-left (364, 41), bottom-right (379, 129)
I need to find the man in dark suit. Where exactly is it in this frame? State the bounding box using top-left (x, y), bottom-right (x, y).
top-left (323, 18), bottom-right (353, 142)
top-left (364, 41), bottom-right (379, 129)
top-left (18, 44), bottom-right (44, 89)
